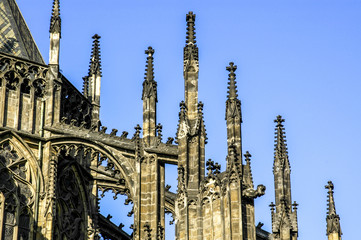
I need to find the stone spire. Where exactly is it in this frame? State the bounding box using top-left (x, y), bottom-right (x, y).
top-left (175, 12), bottom-right (206, 239)
top-left (273, 115), bottom-right (291, 207)
top-left (46, 0), bottom-right (62, 127)
top-left (88, 34), bottom-right (102, 79)
top-left (142, 46), bottom-right (158, 147)
top-left (186, 11), bottom-right (196, 45)
top-left (87, 34), bottom-right (102, 129)
top-left (49, 0), bottom-right (61, 65)
top-left (226, 62), bottom-right (238, 100)
top-left (50, 0), bottom-right (61, 35)
top-left (243, 151), bottom-right (254, 188)
top-left (142, 46), bottom-right (157, 101)
top-left (82, 76), bottom-right (89, 97)
top-left (225, 62), bottom-right (242, 157)
top-left (325, 181), bottom-right (342, 240)
top-left (183, 11), bottom-right (199, 121)
top-left (271, 115), bottom-right (298, 240)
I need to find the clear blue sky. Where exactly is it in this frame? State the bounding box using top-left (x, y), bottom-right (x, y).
top-left (17, 0), bottom-right (361, 239)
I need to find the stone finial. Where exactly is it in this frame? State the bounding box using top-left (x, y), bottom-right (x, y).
top-left (198, 101), bottom-right (204, 112)
top-left (142, 46), bottom-right (157, 101)
top-left (156, 123), bottom-right (163, 141)
top-left (166, 137), bottom-right (174, 145)
top-left (225, 62), bottom-right (242, 121)
top-left (133, 125), bottom-right (141, 139)
top-left (184, 12), bottom-right (199, 66)
top-left (206, 159), bottom-right (221, 175)
top-left (325, 181), bottom-right (342, 236)
top-left (100, 126), bottom-right (107, 134)
top-left (50, 0), bottom-right (61, 34)
top-left (144, 46), bottom-right (155, 81)
top-left (274, 114), bottom-right (285, 125)
top-left (120, 131), bottom-right (128, 139)
top-left (179, 101), bottom-right (186, 116)
top-left (88, 34), bottom-right (102, 77)
top-left (243, 151), bottom-right (254, 188)
top-left (206, 159), bottom-right (214, 175)
top-left (226, 62), bottom-right (238, 100)
top-left (110, 129), bottom-right (118, 136)
top-left (326, 181), bottom-right (336, 215)
top-left (82, 76), bottom-right (89, 96)
top-left (186, 11), bottom-right (196, 45)
top-left (213, 162), bottom-right (221, 174)
top-left (244, 151), bottom-right (251, 164)
top-left (118, 223), bottom-right (124, 229)
top-left (273, 115), bottom-right (289, 168)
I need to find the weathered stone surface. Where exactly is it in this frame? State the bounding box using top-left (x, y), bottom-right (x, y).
top-left (0, 2), bottom-right (343, 240)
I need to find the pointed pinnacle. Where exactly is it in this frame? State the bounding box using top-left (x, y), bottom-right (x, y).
top-left (50, 0), bottom-right (61, 34)
top-left (144, 46), bottom-right (155, 82)
top-left (88, 34), bottom-right (102, 77)
top-left (82, 76), bottom-right (89, 96)
top-left (186, 12), bottom-right (196, 45)
top-left (180, 101), bottom-right (186, 111)
top-left (325, 181), bottom-right (336, 215)
top-left (244, 151), bottom-right (251, 164)
top-left (274, 115), bottom-right (287, 152)
top-left (198, 101), bottom-right (204, 112)
top-left (226, 62), bottom-right (238, 100)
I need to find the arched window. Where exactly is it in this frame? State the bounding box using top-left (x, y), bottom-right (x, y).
top-left (0, 141), bottom-right (34, 240)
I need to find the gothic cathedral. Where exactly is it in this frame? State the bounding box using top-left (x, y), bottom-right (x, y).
top-left (0, 0), bottom-right (343, 239)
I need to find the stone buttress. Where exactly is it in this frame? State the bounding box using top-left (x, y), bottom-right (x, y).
top-left (175, 14), bottom-right (265, 239)
top-left (0, 1), bottom-right (347, 239)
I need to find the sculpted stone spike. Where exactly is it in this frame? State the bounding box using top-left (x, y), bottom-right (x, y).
top-left (132, 124), bottom-right (141, 140)
top-left (243, 151), bottom-right (254, 188)
top-left (325, 181), bottom-right (342, 238)
top-left (226, 62), bottom-right (238, 100)
top-left (225, 62), bottom-right (242, 162)
top-left (142, 46), bottom-right (158, 147)
top-left (166, 137), bottom-right (174, 145)
top-left (50, 0), bottom-right (61, 34)
top-left (186, 12), bottom-right (196, 45)
top-left (144, 46), bottom-right (155, 81)
top-left (82, 76), bottom-right (89, 96)
top-left (213, 162), bottom-right (221, 174)
top-left (119, 131), bottom-right (128, 139)
top-left (142, 46), bottom-right (157, 101)
top-left (271, 116), bottom-right (298, 240)
top-left (88, 34), bottom-right (102, 77)
top-left (184, 12), bottom-right (198, 69)
top-left (110, 129), bottom-right (118, 136)
top-left (206, 159), bottom-right (214, 174)
top-left (273, 115), bottom-right (289, 173)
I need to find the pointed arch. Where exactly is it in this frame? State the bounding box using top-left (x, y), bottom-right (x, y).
top-left (49, 136), bottom-right (136, 197)
top-left (0, 130), bottom-right (43, 191)
top-left (0, 130), bottom-right (38, 240)
top-left (54, 157), bottom-right (90, 240)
